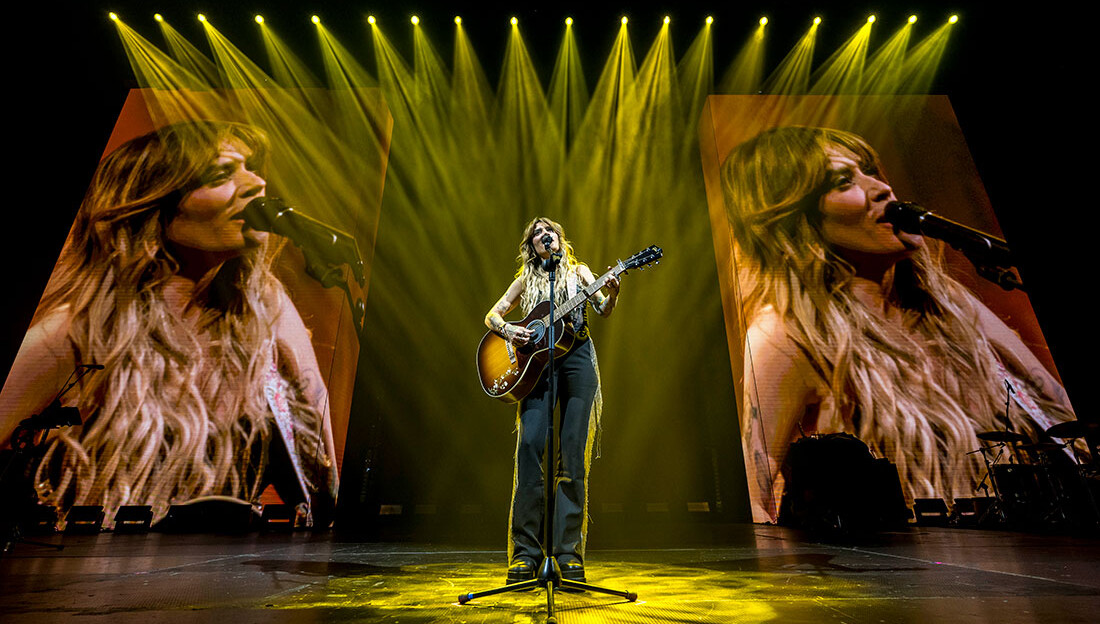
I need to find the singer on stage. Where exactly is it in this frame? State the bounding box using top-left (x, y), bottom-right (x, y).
top-left (484, 218), bottom-right (620, 583)
top-left (0, 121), bottom-right (338, 527)
top-left (720, 126), bottom-right (1076, 523)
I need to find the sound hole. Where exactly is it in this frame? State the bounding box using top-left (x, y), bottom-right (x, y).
top-left (527, 320), bottom-right (546, 344)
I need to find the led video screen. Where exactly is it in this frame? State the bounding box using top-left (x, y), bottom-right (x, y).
top-left (699, 95), bottom-right (1077, 523)
top-left (0, 89), bottom-right (390, 528)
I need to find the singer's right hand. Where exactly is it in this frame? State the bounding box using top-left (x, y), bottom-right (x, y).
top-left (505, 324), bottom-right (532, 346)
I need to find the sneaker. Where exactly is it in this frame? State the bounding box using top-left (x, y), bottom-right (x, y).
top-left (506, 557), bottom-right (537, 584)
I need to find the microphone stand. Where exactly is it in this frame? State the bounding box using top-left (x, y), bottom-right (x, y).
top-left (458, 250), bottom-right (636, 623)
top-left (885, 201), bottom-right (1025, 292)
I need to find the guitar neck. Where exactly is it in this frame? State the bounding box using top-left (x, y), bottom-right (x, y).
top-left (541, 263), bottom-right (624, 322)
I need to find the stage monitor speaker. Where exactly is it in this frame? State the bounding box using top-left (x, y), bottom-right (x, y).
top-left (114, 505), bottom-right (153, 533)
top-left (913, 498), bottom-right (950, 526)
top-left (64, 506), bottom-right (104, 534)
top-left (779, 433), bottom-right (910, 535)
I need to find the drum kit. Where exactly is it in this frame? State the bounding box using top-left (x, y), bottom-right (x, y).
top-left (972, 419), bottom-right (1099, 530)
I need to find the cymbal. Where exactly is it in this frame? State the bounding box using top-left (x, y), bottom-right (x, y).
top-left (977, 430), bottom-right (1028, 443)
top-left (1046, 420), bottom-right (1100, 439)
top-left (1017, 442), bottom-right (1065, 453)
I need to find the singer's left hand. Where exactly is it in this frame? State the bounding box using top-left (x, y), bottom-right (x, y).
top-left (605, 268), bottom-right (621, 296)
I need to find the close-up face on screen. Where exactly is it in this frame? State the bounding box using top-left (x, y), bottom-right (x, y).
top-left (700, 95), bottom-right (1077, 524)
top-left (0, 89), bottom-right (388, 528)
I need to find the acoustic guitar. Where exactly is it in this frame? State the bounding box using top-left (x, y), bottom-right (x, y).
top-left (476, 245), bottom-right (663, 403)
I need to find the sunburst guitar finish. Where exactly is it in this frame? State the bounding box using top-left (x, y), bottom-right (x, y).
top-left (476, 245), bottom-right (663, 403)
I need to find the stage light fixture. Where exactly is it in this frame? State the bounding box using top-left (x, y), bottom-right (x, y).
top-left (455, 16), bottom-right (461, 25)
top-left (814, 16), bottom-right (822, 25)
top-left (260, 504), bottom-right (297, 531)
top-left (566, 17), bottom-right (573, 26)
top-left (909, 15), bottom-right (918, 24)
top-left (511, 16), bottom-right (518, 26)
top-left (868, 15), bottom-right (876, 24)
top-left (621, 16), bottom-right (629, 25)
top-left (197, 14), bottom-right (206, 23)
top-left (367, 15), bottom-right (376, 25)
top-left (663, 16), bottom-right (670, 25)
top-left (255, 15), bottom-right (264, 25)
top-left (949, 15), bottom-right (959, 24)
top-left (705, 16), bottom-right (713, 25)
top-left (109, 12), bottom-right (118, 21)
top-left (311, 15), bottom-right (320, 25)
top-left (759, 17), bottom-right (768, 26)
top-left (154, 14), bottom-right (163, 23)
top-left (411, 15), bottom-right (419, 25)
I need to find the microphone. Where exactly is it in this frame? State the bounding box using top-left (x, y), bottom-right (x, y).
top-left (242, 197), bottom-right (365, 283)
top-left (883, 201), bottom-right (1013, 268)
top-left (541, 234), bottom-right (553, 249)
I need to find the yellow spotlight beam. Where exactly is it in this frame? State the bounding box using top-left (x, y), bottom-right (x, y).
top-left (547, 16), bottom-right (590, 147)
top-left (809, 18), bottom-right (873, 94)
top-left (761, 20), bottom-right (816, 94)
top-left (719, 19), bottom-right (768, 94)
top-left (862, 20), bottom-right (914, 94)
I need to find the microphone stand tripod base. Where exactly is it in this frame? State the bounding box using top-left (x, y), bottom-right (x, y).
top-left (456, 555), bottom-right (638, 621)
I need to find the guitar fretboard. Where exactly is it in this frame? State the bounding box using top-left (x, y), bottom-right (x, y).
top-left (537, 263), bottom-right (624, 325)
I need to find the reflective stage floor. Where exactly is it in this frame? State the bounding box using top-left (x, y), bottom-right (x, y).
top-left (2, 525), bottom-right (1098, 623)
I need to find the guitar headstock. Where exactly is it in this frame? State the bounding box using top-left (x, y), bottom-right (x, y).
top-left (619, 245), bottom-right (663, 272)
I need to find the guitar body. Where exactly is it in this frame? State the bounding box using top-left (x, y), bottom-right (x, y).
top-left (475, 245), bottom-right (663, 405)
top-left (476, 300), bottom-right (578, 403)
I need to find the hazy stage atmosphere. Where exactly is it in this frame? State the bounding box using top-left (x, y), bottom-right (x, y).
top-left (2, 1), bottom-right (1097, 622)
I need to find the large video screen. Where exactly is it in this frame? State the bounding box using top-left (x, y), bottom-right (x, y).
top-left (699, 95), bottom-right (1077, 523)
top-left (0, 89), bottom-right (390, 528)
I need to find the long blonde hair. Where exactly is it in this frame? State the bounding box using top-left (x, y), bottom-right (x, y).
top-left (34, 121), bottom-right (328, 522)
top-left (515, 217), bottom-right (583, 314)
top-left (721, 126), bottom-right (1063, 501)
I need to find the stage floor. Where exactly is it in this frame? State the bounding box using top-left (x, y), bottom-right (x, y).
top-left (2, 525), bottom-right (1098, 623)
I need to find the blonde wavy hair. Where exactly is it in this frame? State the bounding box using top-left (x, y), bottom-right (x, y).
top-left (721, 126), bottom-right (1066, 501)
top-left (34, 121), bottom-right (329, 523)
top-left (515, 217), bottom-right (583, 314)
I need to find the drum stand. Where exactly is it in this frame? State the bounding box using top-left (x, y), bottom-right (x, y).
top-left (457, 250), bottom-right (636, 623)
top-left (2, 365), bottom-right (91, 553)
top-left (971, 442), bottom-right (1009, 526)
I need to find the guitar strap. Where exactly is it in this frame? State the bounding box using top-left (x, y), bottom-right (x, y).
top-left (565, 268), bottom-right (590, 340)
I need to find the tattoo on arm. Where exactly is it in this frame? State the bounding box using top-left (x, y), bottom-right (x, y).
top-left (1028, 365), bottom-right (1070, 406)
top-left (486, 298), bottom-right (512, 333)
